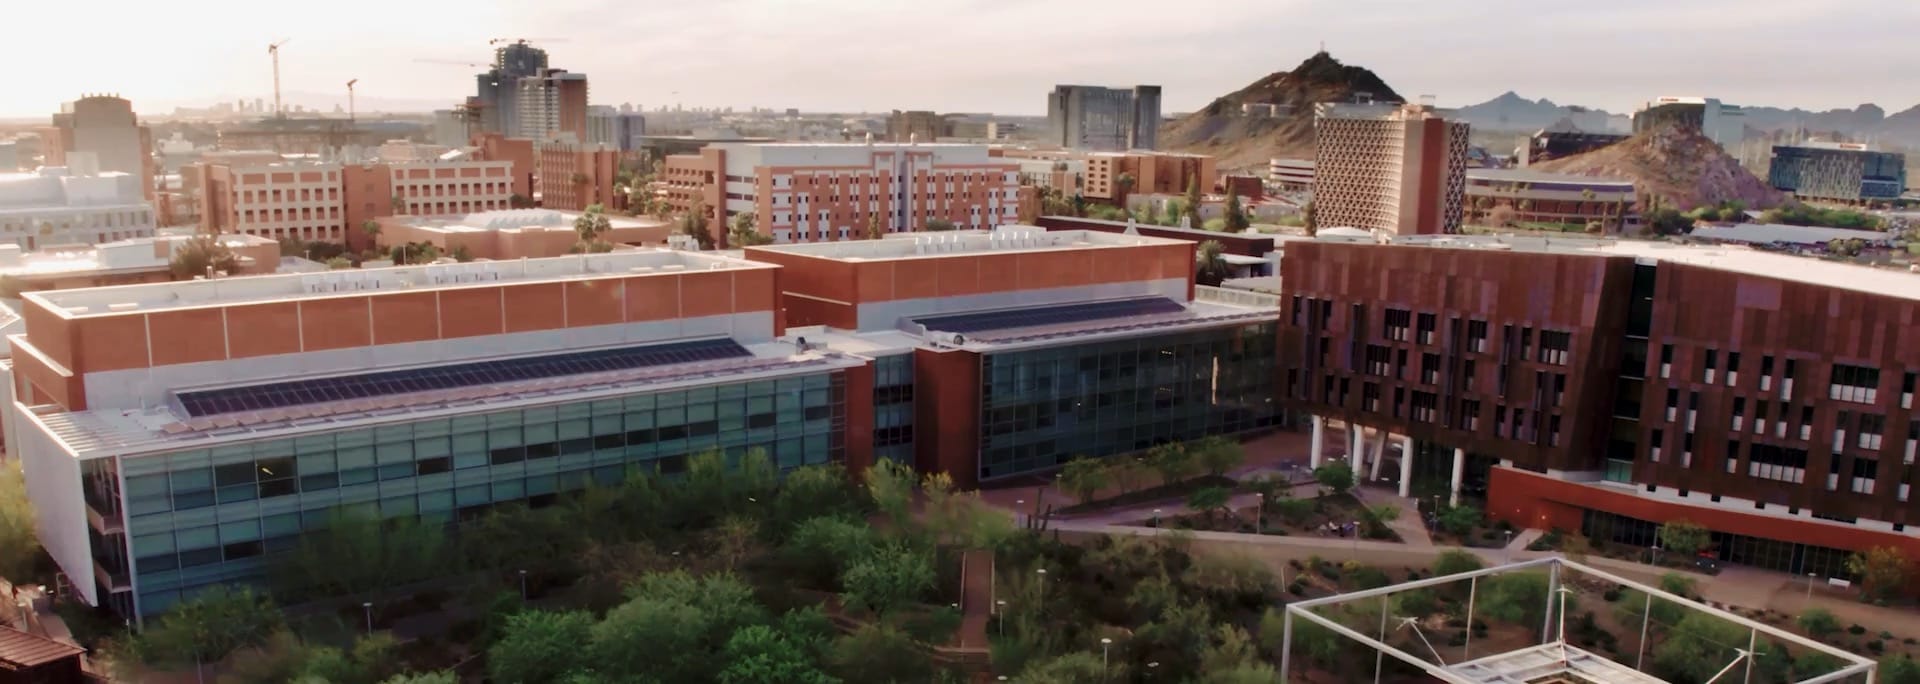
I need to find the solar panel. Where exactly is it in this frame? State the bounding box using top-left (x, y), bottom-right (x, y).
top-left (177, 338), bottom-right (752, 417)
top-left (914, 297), bottom-right (1187, 335)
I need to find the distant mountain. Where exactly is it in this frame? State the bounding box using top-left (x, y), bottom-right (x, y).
top-left (1875, 104), bottom-right (1920, 145)
top-left (1533, 126), bottom-right (1785, 211)
top-left (1158, 51), bottom-right (1403, 170)
top-left (1451, 92), bottom-right (1629, 134)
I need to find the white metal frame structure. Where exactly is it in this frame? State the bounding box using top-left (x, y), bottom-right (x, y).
top-left (1279, 556), bottom-right (1878, 684)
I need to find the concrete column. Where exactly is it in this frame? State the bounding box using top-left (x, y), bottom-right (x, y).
top-left (1309, 415), bottom-right (1325, 469)
top-left (1450, 447), bottom-right (1467, 507)
top-left (1352, 424), bottom-right (1367, 476)
top-left (1398, 436), bottom-right (1415, 498)
top-left (1369, 429), bottom-right (1387, 481)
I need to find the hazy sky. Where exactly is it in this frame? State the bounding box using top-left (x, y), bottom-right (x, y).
top-left (8, 0), bottom-right (1918, 119)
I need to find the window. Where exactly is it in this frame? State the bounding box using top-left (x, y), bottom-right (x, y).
top-left (1703, 349), bottom-right (1719, 384)
top-left (1538, 331), bottom-right (1571, 366)
top-left (1748, 444), bottom-right (1808, 483)
top-left (1460, 400), bottom-right (1481, 431)
top-left (1660, 344), bottom-right (1674, 378)
top-left (1421, 353), bottom-right (1440, 385)
top-left (1384, 309), bottom-right (1411, 342)
top-left (1362, 382), bottom-right (1381, 412)
top-left (1462, 360), bottom-right (1477, 392)
top-left (1726, 352), bottom-right (1741, 386)
top-left (1830, 364), bottom-right (1880, 404)
top-left (1851, 457), bottom-right (1879, 494)
top-left (1858, 414), bottom-right (1885, 451)
top-left (1650, 429), bottom-right (1664, 462)
top-left (1467, 320), bottom-right (1489, 353)
top-left (1411, 391), bottom-right (1438, 423)
top-left (1416, 313), bottom-right (1437, 345)
top-left (1364, 345), bottom-right (1391, 377)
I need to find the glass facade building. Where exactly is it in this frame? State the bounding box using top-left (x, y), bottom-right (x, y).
top-left (96, 371), bottom-right (847, 617)
top-left (871, 354), bottom-right (916, 466)
top-left (977, 323), bottom-right (1279, 481)
top-left (1580, 509), bottom-right (1856, 580)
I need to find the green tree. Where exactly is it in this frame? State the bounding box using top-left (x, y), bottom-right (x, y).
top-left (361, 220), bottom-right (381, 240)
top-left (730, 211), bottom-right (773, 247)
top-left (864, 459), bottom-right (916, 527)
top-left (1148, 442), bottom-right (1196, 486)
top-left (1479, 572), bottom-right (1560, 636)
top-left (825, 624), bottom-right (931, 683)
top-left (1312, 461), bottom-right (1355, 496)
top-left (170, 236), bottom-right (239, 279)
top-left (1651, 612), bottom-right (1749, 684)
top-left (1058, 457), bottom-right (1111, 505)
top-left (865, 214), bottom-right (884, 240)
top-left (0, 462), bottom-right (39, 584)
top-left (1187, 486), bottom-right (1231, 523)
top-left (1019, 651), bottom-right (1109, 684)
top-left (574, 204), bottom-right (613, 244)
top-left (1302, 200), bottom-right (1318, 236)
top-left (841, 542), bottom-right (934, 616)
top-left (770, 463), bottom-right (862, 533)
top-left (1882, 655), bottom-right (1920, 684)
top-left (325, 256), bottom-right (353, 270)
top-left (717, 625), bottom-right (838, 684)
top-left (589, 594), bottom-right (710, 681)
top-left (682, 196), bottom-right (715, 249)
top-left (1797, 607), bottom-right (1840, 637)
top-left (1273, 498), bottom-right (1315, 526)
top-left (1184, 174), bottom-right (1204, 228)
top-left (1432, 549), bottom-right (1484, 577)
top-left (459, 503), bottom-right (587, 579)
top-left (1223, 189), bottom-right (1250, 232)
top-left (488, 610), bottom-right (593, 684)
top-left (379, 672), bottom-right (457, 684)
top-left (785, 516), bottom-right (880, 587)
top-left (1358, 504), bottom-right (1400, 539)
top-left (1656, 518), bottom-right (1710, 558)
top-left (1436, 505), bottom-right (1481, 536)
top-left (1192, 436), bottom-right (1244, 477)
top-left (1107, 457), bottom-right (1152, 496)
top-left (924, 218), bottom-right (957, 231)
top-left (271, 509), bottom-right (450, 600)
top-left (1196, 239), bottom-right (1231, 286)
top-left (123, 586), bottom-right (282, 671)
top-left (1116, 172), bottom-right (1136, 200)
top-left (1163, 199), bottom-right (1184, 226)
top-left (1846, 546), bottom-right (1913, 600)
top-left (451, 244), bottom-right (473, 262)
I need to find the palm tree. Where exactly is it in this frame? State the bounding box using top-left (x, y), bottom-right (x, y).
top-left (1303, 201), bottom-right (1318, 237)
top-left (1196, 240), bottom-right (1231, 286)
top-left (865, 214), bottom-right (884, 240)
top-left (573, 205), bottom-right (612, 244)
top-left (1116, 172), bottom-right (1136, 203)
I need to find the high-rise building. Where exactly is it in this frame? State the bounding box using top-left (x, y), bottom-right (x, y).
top-left (587, 107), bottom-right (647, 152)
top-left (471, 41), bottom-right (551, 137)
top-left (1767, 141), bottom-right (1907, 203)
top-left (1634, 96), bottom-right (1745, 150)
top-left (38, 95), bottom-right (154, 201)
top-left (1045, 85), bottom-right (1162, 151)
top-left (514, 69), bottom-right (590, 141)
top-left (661, 143), bottom-right (1018, 246)
top-left (1312, 103), bottom-right (1469, 236)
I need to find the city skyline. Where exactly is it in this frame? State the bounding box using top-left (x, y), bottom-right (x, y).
top-left (8, 0), bottom-right (1920, 120)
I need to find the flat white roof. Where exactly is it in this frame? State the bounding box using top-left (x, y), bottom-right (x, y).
top-left (27, 249), bottom-right (768, 317)
top-left (1689, 223), bottom-right (1893, 246)
top-left (394, 208), bottom-right (668, 235)
top-left (1447, 643), bottom-right (1664, 684)
top-left (745, 226), bottom-right (1186, 262)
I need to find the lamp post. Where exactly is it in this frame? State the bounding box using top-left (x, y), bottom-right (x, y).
top-left (362, 601), bottom-right (373, 635)
top-left (1256, 492), bottom-right (1266, 531)
top-left (1806, 573), bottom-right (1818, 602)
top-left (1100, 637), bottom-right (1113, 675)
top-left (1503, 529), bottom-right (1515, 563)
top-left (1151, 508), bottom-right (1162, 527)
top-left (519, 569), bottom-right (529, 601)
top-left (995, 599), bottom-right (1007, 634)
top-left (1651, 543), bottom-right (1661, 567)
top-left (1147, 661), bottom-right (1160, 680)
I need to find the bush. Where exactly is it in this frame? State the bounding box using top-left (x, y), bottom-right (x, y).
top-left (1602, 589), bottom-right (1622, 602)
top-left (1869, 640), bottom-right (1885, 653)
top-left (1798, 609), bottom-right (1842, 638)
top-left (1851, 625), bottom-right (1868, 636)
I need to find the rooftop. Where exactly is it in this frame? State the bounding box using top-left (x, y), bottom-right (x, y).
top-left (1466, 168), bottom-right (1634, 186)
top-left (0, 233), bottom-right (275, 280)
top-left (744, 226), bottom-right (1185, 262)
top-left (907, 291), bottom-right (1277, 351)
top-left (26, 249), bottom-right (769, 318)
top-left (1388, 234), bottom-right (1920, 302)
top-left (390, 208), bottom-right (668, 235)
top-left (1688, 223), bottom-right (1893, 246)
top-left (0, 625), bottom-right (85, 669)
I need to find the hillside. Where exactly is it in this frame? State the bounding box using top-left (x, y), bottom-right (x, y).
top-left (1533, 126), bottom-right (1786, 211)
top-left (1452, 91), bottom-right (1629, 134)
top-left (1159, 52), bottom-right (1402, 171)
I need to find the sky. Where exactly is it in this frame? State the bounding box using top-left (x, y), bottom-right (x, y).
top-left (7, 0), bottom-right (1919, 120)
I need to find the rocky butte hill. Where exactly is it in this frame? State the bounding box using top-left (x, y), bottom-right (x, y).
top-left (1532, 125), bottom-right (1786, 211)
top-left (1159, 51), bottom-right (1402, 171)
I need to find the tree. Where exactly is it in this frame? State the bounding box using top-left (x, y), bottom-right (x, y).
top-left (1196, 240), bottom-right (1231, 286)
top-left (1436, 505), bottom-right (1480, 536)
top-left (1652, 612), bottom-right (1749, 684)
top-left (924, 218), bottom-right (957, 231)
top-left (0, 462), bottom-right (39, 584)
top-left (681, 196), bottom-right (715, 249)
top-left (1184, 174), bottom-right (1204, 228)
top-left (1148, 442), bottom-right (1197, 486)
top-left (865, 214), bottom-right (884, 240)
top-left (1656, 518), bottom-right (1710, 559)
top-left (1846, 546), bottom-right (1913, 600)
top-left (326, 256), bottom-right (353, 270)
top-left (1058, 457), bottom-right (1111, 505)
top-left (728, 211), bottom-right (773, 247)
top-left (1797, 607), bottom-right (1840, 637)
top-left (1193, 436), bottom-right (1245, 477)
top-left (1312, 461), bottom-right (1355, 496)
top-left (1116, 172), bottom-right (1137, 201)
top-left (509, 193), bottom-right (534, 209)
top-left (451, 244), bottom-right (473, 262)
top-left (1019, 652), bottom-right (1109, 684)
top-left (361, 220), bottom-right (382, 240)
top-left (865, 459), bottom-right (916, 527)
top-left (1882, 655), bottom-right (1920, 684)
top-left (574, 204), bottom-right (613, 244)
top-left (123, 586), bottom-right (282, 670)
top-left (272, 509), bottom-right (450, 601)
top-left (1272, 498), bottom-right (1315, 526)
top-left (1358, 504), bottom-right (1399, 539)
top-left (170, 236), bottom-right (239, 279)
top-left (1302, 200), bottom-right (1318, 236)
top-left (825, 624), bottom-right (930, 683)
top-left (391, 194), bottom-right (407, 214)
top-left (841, 542), bottom-right (934, 616)
top-left (1223, 189), bottom-right (1250, 232)
top-left (1187, 486), bottom-right (1231, 523)
top-left (1163, 199), bottom-right (1184, 227)
top-left (380, 673), bottom-right (457, 684)
top-left (1107, 457), bottom-right (1152, 496)
top-left (1433, 549), bottom-right (1484, 577)
top-left (489, 610), bottom-right (593, 684)
top-left (718, 625), bottom-right (837, 684)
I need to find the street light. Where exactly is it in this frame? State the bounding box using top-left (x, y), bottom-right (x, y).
top-left (1255, 492), bottom-right (1266, 531)
top-left (519, 569), bottom-right (529, 601)
top-left (1807, 573), bottom-right (1818, 602)
top-left (1651, 543), bottom-right (1661, 567)
top-left (1101, 637), bottom-right (1113, 673)
top-left (1147, 661), bottom-right (1160, 680)
top-left (995, 599), bottom-right (1008, 633)
top-left (1503, 529), bottom-right (1515, 563)
top-left (1151, 508), bottom-right (1162, 527)
top-left (361, 601), bottom-right (373, 635)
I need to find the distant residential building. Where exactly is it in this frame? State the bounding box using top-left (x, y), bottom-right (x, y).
top-left (1464, 168), bottom-right (1636, 228)
top-left (38, 95), bottom-right (154, 201)
top-left (196, 158), bottom-right (522, 246)
top-left (885, 110), bottom-right (950, 143)
top-left (1269, 158), bottom-right (1314, 190)
top-left (1767, 142), bottom-right (1907, 203)
top-left (1313, 103), bottom-right (1470, 236)
top-left (662, 142), bottom-right (1018, 245)
top-left (472, 40), bottom-right (551, 137)
top-left (535, 140), bottom-right (619, 211)
top-left (0, 168), bottom-right (156, 250)
top-left (587, 107), bottom-right (647, 152)
top-left (1045, 85), bottom-right (1162, 151)
top-left (1633, 96), bottom-right (1744, 150)
top-left (515, 69), bottom-right (590, 141)
top-left (372, 208), bottom-right (673, 259)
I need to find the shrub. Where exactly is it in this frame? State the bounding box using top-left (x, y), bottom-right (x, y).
top-left (1602, 589), bottom-right (1623, 602)
top-left (1850, 625), bottom-right (1868, 636)
top-left (1869, 640), bottom-right (1885, 653)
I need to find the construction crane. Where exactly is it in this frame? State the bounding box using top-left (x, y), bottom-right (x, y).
top-left (267, 38), bottom-right (292, 118)
top-left (413, 58), bottom-right (488, 69)
top-left (487, 37), bottom-right (567, 46)
top-left (345, 79), bottom-right (358, 124)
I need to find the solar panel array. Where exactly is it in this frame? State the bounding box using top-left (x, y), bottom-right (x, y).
top-left (177, 338), bottom-right (752, 417)
top-left (914, 297), bottom-right (1187, 335)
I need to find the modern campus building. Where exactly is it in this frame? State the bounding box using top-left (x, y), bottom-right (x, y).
top-left (744, 226), bottom-right (1281, 486)
top-left (1280, 234), bottom-right (1920, 578)
top-left (369, 209), bottom-right (673, 259)
top-left (6, 250), bottom-right (863, 619)
top-left (1767, 141), bottom-right (1908, 203)
top-left (1268, 158), bottom-right (1315, 191)
top-left (37, 95), bottom-right (154, 202)
top-left (1633, 96), bottom-right (1745, 150)
top-left (1312, 103), bottom-right (1470, 236)
top-left (995, 149), bottom-right (1215, 202)
top-left (195, 157), bottom-right (526, 247)
top-left (1464, 168), bottom-right (1636, 229)
top-left (0, 167), bottom-right (157, 250)
top-left (662, 143), bottom-right (1019, 246)
top-left (0, 232), bottom-right (280, 294)
top-left (1044, 85), bottom-right (1162, 151)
